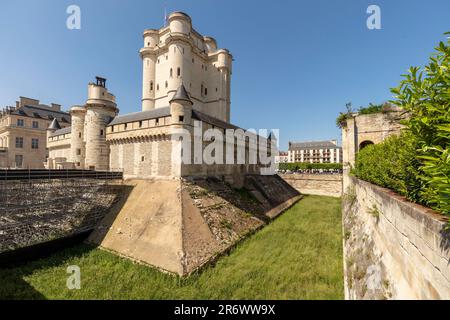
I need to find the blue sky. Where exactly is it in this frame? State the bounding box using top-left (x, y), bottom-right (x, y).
top-left (0, 0), bottom-right (449, 150)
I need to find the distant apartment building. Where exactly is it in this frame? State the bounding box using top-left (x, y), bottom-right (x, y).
top-left (0, 97), bottom-right (70, 169)
top-left (275, 151), bottom-right (289, 164)
top-left (288, 140), bottom-right (342, 163)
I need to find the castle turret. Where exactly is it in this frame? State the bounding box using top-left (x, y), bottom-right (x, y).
top-left (216, 49), bottom-right (233, 122)
top-left (84, 77), bottom-right (118, 171)
top-left (69, 105), bottom-right (86, 168)
top-left (47, 118), bottom-right (61, 140)
top-left (140, 29), bottom-right (158, 111)
top-left (170, 84), bottom-right (193, 126)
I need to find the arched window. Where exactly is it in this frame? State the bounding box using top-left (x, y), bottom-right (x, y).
top-left (170, 68), bottom-right (173, 78)
top-left (359, 140), bottom-right (374, 150)
top-left (177, 67), bottom-right (181, 77)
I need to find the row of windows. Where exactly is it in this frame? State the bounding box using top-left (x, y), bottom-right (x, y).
top-left (15, 137), bottom-right (39, 149)
top-left (149, 80), bottom-right (214, 98)
top-left (16, 119), bottom-right (40, 128)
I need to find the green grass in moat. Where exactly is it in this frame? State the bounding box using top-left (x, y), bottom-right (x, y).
top-left (0, 195), bottom-right (343, 300)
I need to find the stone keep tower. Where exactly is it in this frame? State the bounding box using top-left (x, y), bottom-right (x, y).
top-left (84, 77), bottom-right (118, 170)
top-left (140, 12), bottom-right (233, 122)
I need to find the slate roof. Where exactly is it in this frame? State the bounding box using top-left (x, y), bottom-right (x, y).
top-left (48, 118), bottom-right (61, 130)
top-left (289, 141), bottom-right (341, 150)
top-left (191, 110), bottom-right (239, 130)
top-left (49, 126), bottom-right (71, 137)
top-left (170, 84), bottom-right (193, 105)
top-left (11, 105), bottom-right (71, 124)
top-left (108, 107), bottom-right (171, 126)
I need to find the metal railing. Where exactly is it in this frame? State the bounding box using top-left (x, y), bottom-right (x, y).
top-left (0, 169), bottom-right (123, 181)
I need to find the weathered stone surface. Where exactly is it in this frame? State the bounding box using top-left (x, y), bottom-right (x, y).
top-left (0, 179), bottom-right (124, 254)
top-left (88, 175), bottom-right (301, 276)
top-left (280, 174), bottom-right (342, 197)
top-left (343, 177), bottom-right (450, 300)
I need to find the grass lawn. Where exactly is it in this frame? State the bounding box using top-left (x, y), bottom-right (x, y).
top-left (0, 195), bottom-right (344, 300)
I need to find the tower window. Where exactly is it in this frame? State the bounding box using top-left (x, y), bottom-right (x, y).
top-left (205, 88), bottom-right (208, 96)
top-left (165, 81), bottom-right (168, 88)
top-left (124, 123), bottom-right (128, 130)
top-left (157, 84), bottom-right (159, 91)
top-left (139, 121), bottom-right (143, 128)
top-left (150, 81), bottom-right (153, 91)
top-left (179, 116), bottom-right (184, 123)
top-left (177, 67), bottom-right (181, 77)
top-left (141, 156), bottom-right (145, 162)
top-left (147, 42), bottom-right (150, 46)
top-left (166, 55), bottom-right (168, 60)
top-left (155, 118), bottom-right (159, 126)
top-left (111, 126), bottom-right (115, 132)
top-left (79, 132), bottom-right (81, 138)
top-left (76, 149), bottom-right (81, 155)
top-left (170, 68), bottom-right (173, 77)
top-left (192, 58), bottom-right (194, 63)
top-left (100, 129), bottom-right (104, 136)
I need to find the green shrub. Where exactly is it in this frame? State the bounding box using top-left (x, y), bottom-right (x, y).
top-left (352, 132), bottom-right (424, 205)
top-left (279, 162), bottom-right (343, 171)
top-left (336, 102), bottom-right (395, 128)
top-left (390, 33), bottom-right (450, 215)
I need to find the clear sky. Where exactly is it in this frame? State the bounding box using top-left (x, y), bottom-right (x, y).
top-left (0, 0), bottom-right (449, 150)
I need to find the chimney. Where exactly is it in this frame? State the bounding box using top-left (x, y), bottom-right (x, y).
top-left (15, 101), bottom-right (19, 109)
top-left (51, 103), bottom-right (61, 111)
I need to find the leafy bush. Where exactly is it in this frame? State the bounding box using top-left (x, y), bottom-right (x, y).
top-left (336, 102), bottom-right (395, 128)
top-left (390, 33), bottom-right (450, 215)
top-left (279, 162), bottom-right (343, 171)
top-left (352, 132), bottom-right (424, 204)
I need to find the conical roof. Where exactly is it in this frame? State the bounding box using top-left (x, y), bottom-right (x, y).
top-left (169, 84), bottom-right (193, 105)
top-left (47, 118), bottom-right (61, 130)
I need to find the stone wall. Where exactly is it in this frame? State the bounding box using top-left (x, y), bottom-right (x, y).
top-left (280, 174), bottom-right (342, 197)
top-left (0, 178), bottom-right (125, 254)
top-left (342, 111), bottom-right (406, 167)
top-left (343, 177), bottom-right (450, 299)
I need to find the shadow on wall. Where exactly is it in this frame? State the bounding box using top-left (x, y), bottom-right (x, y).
top-left (440, 228), bottom-right (450, 255)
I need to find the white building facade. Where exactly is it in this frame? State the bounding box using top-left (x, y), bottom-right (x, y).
top-left (288, 140), bottom-right (342, 164)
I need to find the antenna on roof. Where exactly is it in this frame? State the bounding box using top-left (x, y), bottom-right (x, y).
top-left (164, 3), bottom-right (168, 26)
